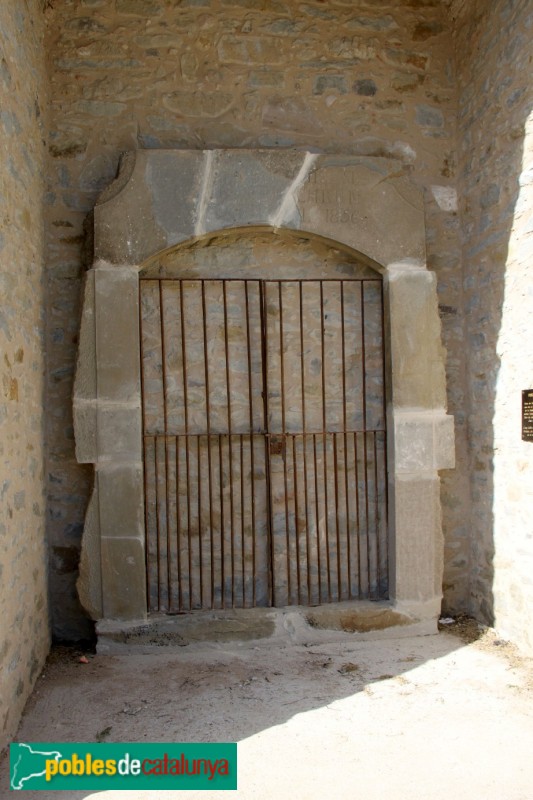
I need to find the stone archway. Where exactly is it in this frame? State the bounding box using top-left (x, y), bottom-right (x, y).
top-left (74, 149), bottom-right (454, 634)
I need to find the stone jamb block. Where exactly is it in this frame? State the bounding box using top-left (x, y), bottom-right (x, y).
top-left (385, 263), bottom-right (448, 410)
top-left (97, 402), bottom-right (142, 463)
top-left (390, 474), bottom-right (443, 604)
top-left (95, 265), bottom-right (141, 403)
top-left (394, 410), bottom-right (456, 474)
top-left (76, 481), bottom-right (103, 620)
top-left (98, 462), bottom-right (145, 541)
top-left (101, 536), bottom-right (147, 620)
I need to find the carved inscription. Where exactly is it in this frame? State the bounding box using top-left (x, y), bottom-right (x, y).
top-left (522, 390), bottom-right (533, 442)
top-left (299, 169), bottom-right (362, 225)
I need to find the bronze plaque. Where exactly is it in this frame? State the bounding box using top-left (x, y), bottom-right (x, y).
top-left (522, 390), bottom-right (533, 442)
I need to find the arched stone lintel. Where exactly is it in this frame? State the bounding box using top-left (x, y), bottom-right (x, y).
top-left (94, 148), bottom-right (426, 271)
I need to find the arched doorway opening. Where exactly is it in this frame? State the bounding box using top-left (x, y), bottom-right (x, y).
top-left (139, 231), bottom-right (388, 612)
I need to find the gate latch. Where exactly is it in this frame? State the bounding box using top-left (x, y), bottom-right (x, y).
top-left (269, 436), bottom-right (284, 456)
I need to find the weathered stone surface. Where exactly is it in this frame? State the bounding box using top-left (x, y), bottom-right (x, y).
top-left (162, 90), bottom-right (233, 117)
top-left (453, 0), bottom-right (533, 654)
top-left (218, 35), bottom-right (284, 65)
top-left (97, 404), bottom-right (142, 462)
top-left (307, 604), bottom-right (412, 632)
top-left (203, 149), bottom-right (305, 233)
top-left (0, 0), bottom-right (49, 752)
top-left (94, 267), bottom-right (141, 402)
top-left (101, 537), bottom-right (147, 620)
top-left (96, 600), bottom-right (436, 653)
top-left (353, 78), bottom-right (378, 96)
top-left (94, 150), bottom-right (426, 268)
top-left (73, 402), bottom-right (98, 464)
top-left (98, 463), bottom-right (144, 541)
top-left (76, 483), bottom-right (102, 619)
top-left (416, 104), bottom-right (444, 127)
top-left (73, 270), bottom-right (96, 401)
top-left (392, 474), bottom-right (443, 604)
top-left (387, 266), bottom-right (447, 409)
top-left (296, 158), bottom-right (426, 266)
top-left (394, 411), bottom-right (455, 474)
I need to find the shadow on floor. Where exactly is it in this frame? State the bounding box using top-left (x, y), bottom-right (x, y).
top-left (0, 625), bottom-right (487, 798)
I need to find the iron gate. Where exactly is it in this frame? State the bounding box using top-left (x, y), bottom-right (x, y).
top-left (140, 278), bottom-right (388, 612)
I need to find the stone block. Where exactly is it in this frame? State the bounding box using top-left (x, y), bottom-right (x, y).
top-left (217, 35), bottom-right (284, 65)
top-left (434, 413), bottom-right (455, 470)
top-left (73, 401), bottom-right (97, 464)
top-left (97, 462), bottom-right (144, 540)
top-left (162, 90), bottom-right (233, 117)
top-left (294, 156), bottom-right (426, 266)
top-left (394, 411), bottom-right (455, 474)
top-left (203, 149), bottom-right (305, 233)
top-left (386, 265), bottom-right (447, 409)
top-left (390, 474), bottom-right (443, 603)
top-left (76, 483), bottom-right (103, 620)
top-left (101, 536), bottom-right (147, 620)
top-left (95, 267), bottom-right (141, 401)
top-left (97, 403), bottom-right (142, 462)
top-left (73, 270), bottom-right (96, 400)
top-left (148, 150), bottom-right (205, 244)
top-left (416, 104), bottom-right (444, 127)
top-left (95, 152), bottom-right (167, 264)
top-left (394, 412), bottom-right (434, 473)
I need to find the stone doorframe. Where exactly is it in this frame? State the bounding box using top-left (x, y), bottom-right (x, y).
top-left (74, 149), bottom-right (455, 627)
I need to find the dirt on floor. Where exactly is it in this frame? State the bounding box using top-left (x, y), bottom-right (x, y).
top-left (1, 618), bottom-right (532, 800)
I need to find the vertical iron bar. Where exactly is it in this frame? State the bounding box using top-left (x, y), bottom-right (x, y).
top-left (354, 431), bottom-right (362, 599)
top-left (201, 281), bottom-right (215, 609)
top-left (361, 282), bottom-right (371, 598)
top-left (217, 434), bottom-right (225, 609)
top-left (154, 436), bottom-right (161, 611)
top-left (179, 281), bottom-right (193, 610)
top-left (197, 434), bottom-right (203, 607)
top-left (299, 281), bottom-right (311, 604)
top-left (240, 433), bottom-right (245, 607)
top-left (319, 281), bottom-right (331, 602)
top-left (340, 282), bottom-right (352, 599)
top-left (332, 283), bottom-right (341, 600)
top-left (379, 281), bottom-right (389, 596)
top-left (139, 283), bottom-right (151, 611)
top-left (175, 436), bottom-right (182, 611)
top-left (373, 430), bottom-right (380, 598)
top-left (244, 281), bottom-right (258, 607)
top-left (292, 434), bottom-right (302, 604)
top-left (312, 432), bottom-right (322, 604)
top-left (222, 282), bottom-right (235, 607)
top-left (260, 281), bottom-right (274, 607)
top-left (333, 432), bottom-right (341, 600)
top-left (159, 282), bottom-right (172, 610)
top-left (278, 282), bottom-right (292, 604)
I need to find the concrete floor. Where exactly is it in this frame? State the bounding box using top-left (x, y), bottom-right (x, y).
top-left (2, 621), bottom-right (532, 799)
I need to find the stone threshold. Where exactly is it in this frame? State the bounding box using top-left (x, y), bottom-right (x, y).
top-left (96, 600), bottom-right (437, 654)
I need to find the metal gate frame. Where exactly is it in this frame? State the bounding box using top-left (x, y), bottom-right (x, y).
top-left (140, 278), bottom-right (388, 613)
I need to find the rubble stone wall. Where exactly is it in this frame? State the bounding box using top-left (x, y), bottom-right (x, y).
top-left (0, 0), bottom-right (50, 751)
top-left (453, 0), bottom-right (533, 653)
